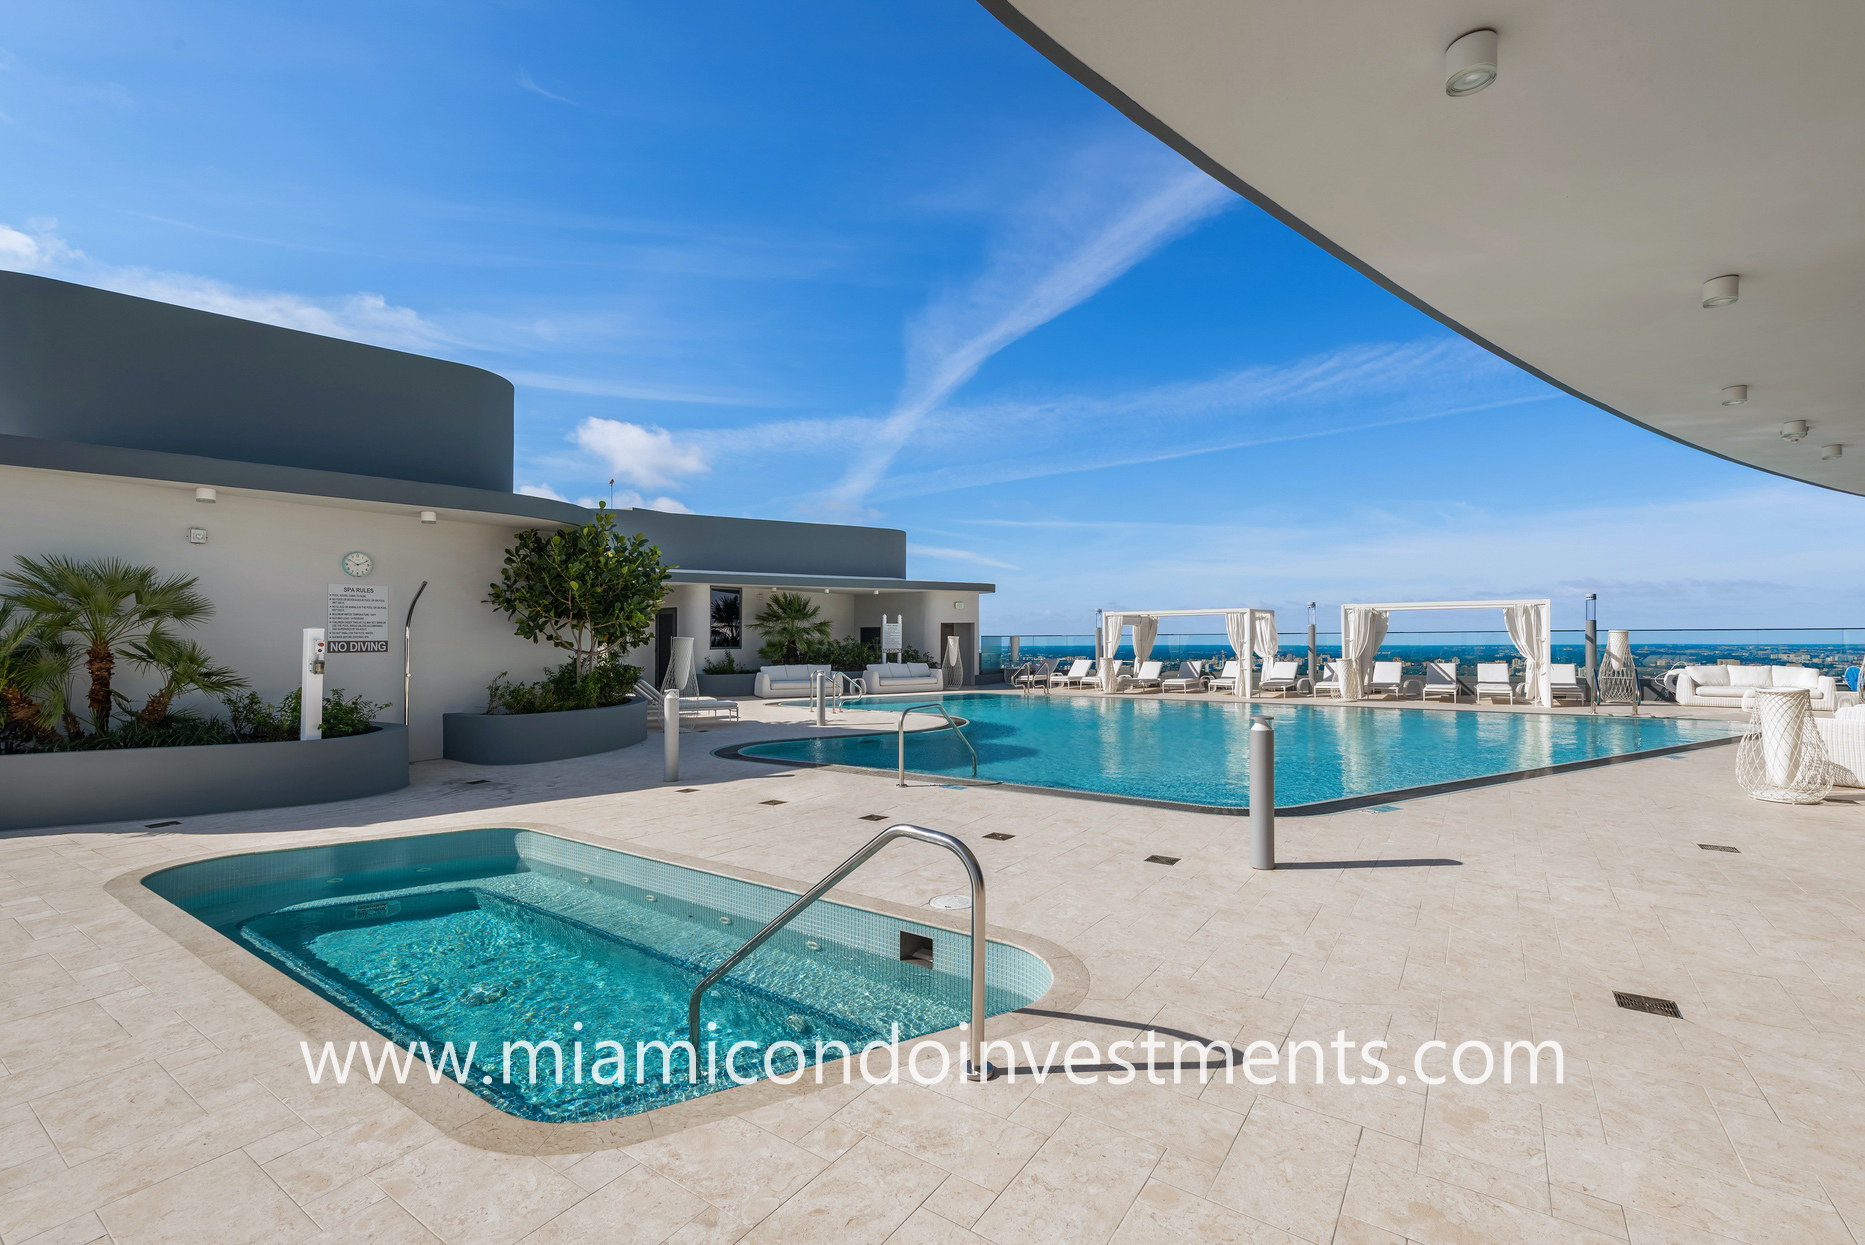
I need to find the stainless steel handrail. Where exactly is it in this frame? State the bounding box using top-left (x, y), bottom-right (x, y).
top-left (896, 702), bottom-right (977, 786)
top-left (686, 823), bottom-right (998, 1080)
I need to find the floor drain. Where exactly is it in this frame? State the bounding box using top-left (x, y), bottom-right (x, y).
top-left (677, 788), bottom-right (698, 793)
top-left (760, 799), bottom-right (787, 806)
top-left (1145, 855), bottom-right (1180, 866)
top-left (463, 779), bottom-right (489, 785)
top-left (1614, 991), bottom-right (1681, 1018)
top-left (143, 821), bottom-right (181, 829)
top-left (929, 893), bottom-right (971, 910)
top-left (859, 814), bottom-right (888, 821)
top-left (1699, 843), bottom-right (1740, 853)
top-left (983, 832), bottom-right (1015, 841)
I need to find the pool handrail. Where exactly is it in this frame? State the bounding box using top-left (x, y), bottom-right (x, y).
top-left (686, 822), bottom-right (998, 1080)
top-left (896, 701), bottom-right (977, 786)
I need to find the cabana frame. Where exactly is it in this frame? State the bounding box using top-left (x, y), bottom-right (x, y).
top-left (1096, 607), bottom-right (1279, 698)
top-left (1338, 599), bottom-right (1554, 707)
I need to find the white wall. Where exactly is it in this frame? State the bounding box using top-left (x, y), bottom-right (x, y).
top-left (0, 465), bottom-right (565, 761)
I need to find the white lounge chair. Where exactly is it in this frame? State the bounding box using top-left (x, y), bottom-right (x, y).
top-left (1256, 659), bottom-right (1301, 697)
top-left (1312, 660), bottom-right (1346, 698)
top-left (1206, 659), bottom-right (1242, 693)
top-left (1421, 660), bottom-right (1461, 702)
top-left (1367, 661), bottom-right (1405, 698)
top-left (1475, 662), bottom-right (1518, 703)
top-left (1160, 660), bottom-right (1207, 693)
top-left (1048, 658), bottom-right (1092, 688)
top-left (1119, 660), bottom-right (1165, 692)
top-left (1548, 663), bottom-right (1588, 704)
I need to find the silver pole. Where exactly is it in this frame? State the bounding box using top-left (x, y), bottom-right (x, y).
top-left (814, 670), bottom-right (827, 726)
top-left (663, 689), bottom-right (680, 781)
top-left (402, 580), bottom-right (427, 727)
top-left (1584, 593), bottom-right (1598, 703)
top-left (1250, 716), bottom-right (1276, 870)
top-left (1306, 601), bottom-right (1317, 695)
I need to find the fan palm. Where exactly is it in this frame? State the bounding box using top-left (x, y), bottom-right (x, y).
top-left (1, 556), bottom-right (213, 734)
top-left (753, 591), bottom-right (832, 664)
top-left (124, 631), bottom-right (250, 727)
top-left (0, 601), bottom-right (71, 741)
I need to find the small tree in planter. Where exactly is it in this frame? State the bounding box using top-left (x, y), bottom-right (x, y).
top-left (484, 508), bottom-right (671, 708)
top-left (755, 591), bottom-right (832, 664)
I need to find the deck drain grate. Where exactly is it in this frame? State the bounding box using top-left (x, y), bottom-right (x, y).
top-left (1698, 843), bottom-right (1741, 853)
top-left (983, 832), bottom-right (1015, 841)
top-left (759, 799), bottom-right (787, 806)
top-left (143, 821), bottom-right (181, 829)
top-left (677, 788), bottom-right (698, 793)
top-left (1614, 991), bottom-right (1682, 1018)
top-left (1145, 854), bottom-right (1180, 866)
top-left (858, 814), bottom-right (888, 821)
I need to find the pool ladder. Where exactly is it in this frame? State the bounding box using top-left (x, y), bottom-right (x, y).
top-left (686, 823), bottom-right (998, 1080)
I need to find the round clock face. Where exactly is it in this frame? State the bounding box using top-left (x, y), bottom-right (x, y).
top-left (341, 551), bottom-right (373, 578)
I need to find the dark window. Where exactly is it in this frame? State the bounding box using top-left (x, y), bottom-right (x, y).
top-left (709, 588), bottom-right (743, 649)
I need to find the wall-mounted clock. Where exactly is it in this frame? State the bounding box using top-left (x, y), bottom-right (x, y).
top-left (341, 551), bottom-right (374, 578)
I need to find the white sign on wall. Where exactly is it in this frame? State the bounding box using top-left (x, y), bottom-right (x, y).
top-left (881, 617), bottom-right (903, 653)
top-left (326, 584), bottom-right (391, 653)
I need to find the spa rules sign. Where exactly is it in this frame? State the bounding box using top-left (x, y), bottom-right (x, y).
top-left (326, 584), bottom-right (391, 653)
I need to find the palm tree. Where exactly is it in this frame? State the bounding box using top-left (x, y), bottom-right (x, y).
top-left (124, 632), bottom-right (249, 727)
top-left (754, 591), bottom-right (832, 664)
top-left (0, 601), bottom-right (70, 742)
top-left (1, 556), bottom-right (213, 734)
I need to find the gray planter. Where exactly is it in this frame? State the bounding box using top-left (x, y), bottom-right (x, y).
top-left (442, 696), bottom-right (648, 766)
top-left (0, 724), bottom-right (409, 832)
top-left (697, 672), bottom-right (756, 697)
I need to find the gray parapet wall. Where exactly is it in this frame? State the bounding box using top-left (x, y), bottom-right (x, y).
top-left (441, 696), bottom-right (649, 766)
top-left (0, 724), bottom-right (410, 832)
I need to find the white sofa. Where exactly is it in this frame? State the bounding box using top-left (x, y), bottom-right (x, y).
top-left (1668, 664), bottom-right (1837, 711)
top-left (862, 662), bottom-right (945, 695)
top-left (1817, 704), bottom-right (1865, 785)
top-left (753, 664), bottom-right (832, 698)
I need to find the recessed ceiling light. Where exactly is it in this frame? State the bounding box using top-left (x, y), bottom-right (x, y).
top-left (1702, 274), bottom-right (1740, 307)
top-left (194, 487), bottom-right (217, 503)
top-left (1782, 420), bottom-right (1810, 442)
top-left (1822, 444), bottom-right (1843, 460)
top-left (419, 510), bottom-right (438, 524)
top-left (1444, 29), bottom-right (1498, 96)
top-left (1720, 385), bottom-right (1748, 406)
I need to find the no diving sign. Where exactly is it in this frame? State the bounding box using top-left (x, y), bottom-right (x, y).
top-left (326, 584), bottom-right (391, 653)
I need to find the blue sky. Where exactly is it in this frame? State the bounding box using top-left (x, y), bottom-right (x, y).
top-left (5, 0), bottom-right (1862, 634)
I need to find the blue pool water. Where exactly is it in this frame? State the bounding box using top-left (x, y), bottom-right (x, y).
top-left (145, 829), bottom-right (1050, 1122)
top-left (743, 695), bottom-right (1740, 810)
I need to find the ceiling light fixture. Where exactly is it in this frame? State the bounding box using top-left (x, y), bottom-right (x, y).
top-left (1720, 385), bottom-right (1748, 406)
top-left (1782, 420), bottom-right (1810, 442)
top-left (419, 510), bottom-right (438, 524)
top-left (1702, 274), bottom-right (1740, 307)
top-left (194, 487), bottom-right (217, 503)
top-left (1823, 444), bottom-right (1843, 461)
top-left (1444, 29), bottom-right (1498, 96)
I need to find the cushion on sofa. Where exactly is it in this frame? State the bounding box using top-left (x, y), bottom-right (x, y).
top-left (1685, 665), bottom-right (1728, 685)
top-left (1727, 666), bottom-right (1773, 688)
top-left (1773, 666), bottom-right (1820, 689)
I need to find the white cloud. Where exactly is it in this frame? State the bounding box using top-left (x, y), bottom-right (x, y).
top-left (516, 482), bottom-right (569, 501)
top-left (826, 149), bottom-right (1234, 506)
top-left (517, 67), bottom-right (580, 107)
top-left (570, 417), bottom-right (708, 491)
top-left (507, 370), bottom-right (770, 407)
top-left (907, 544), bottom-right (1019, 571)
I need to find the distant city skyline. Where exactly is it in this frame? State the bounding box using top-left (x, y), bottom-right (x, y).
top-left (3, 1), bottom-right (1862, 632)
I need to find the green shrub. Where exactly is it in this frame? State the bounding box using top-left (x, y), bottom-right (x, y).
top-left (483, 656), bottom-right (640, 715)
top-left (223, 688), bottom-right (390, 742)
top-left (485, 510), bottom-right (670, 677)
top-left (797, 637), bottom-right (933, 671)
top-left (702, 653), bottom-right (747, 675)
top-left (9, 711), bottom-right (236, 753)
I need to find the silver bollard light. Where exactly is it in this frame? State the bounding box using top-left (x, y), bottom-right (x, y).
top-left (663, 688), bottom-right (680, 782)
top-left (1250, 716), bottom-right (1276, 870)
top-left (814, 670), bottom-right (827, 726)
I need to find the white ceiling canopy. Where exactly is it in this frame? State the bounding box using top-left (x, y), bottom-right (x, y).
top-left (982, 0), bottom-right (1865, 492)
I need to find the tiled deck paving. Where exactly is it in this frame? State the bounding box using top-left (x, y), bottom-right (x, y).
top-left (2, 693), bottom-right (1862, 1244)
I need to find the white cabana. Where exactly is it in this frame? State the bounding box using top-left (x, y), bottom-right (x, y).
top-left (1338, 599), bottom-right (1554, 707)
top-left (1098, 608), bottom-right (1279, 697)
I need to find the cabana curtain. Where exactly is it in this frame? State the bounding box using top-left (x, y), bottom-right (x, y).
top-left (1341, 607), bottom-right (1388, 700)
top-left (1252, 611), bottom-right (1278, 664)
top-left (1504, 604), bottom-right (1546, 704)
top-left (1131, 616), bottom-right (1159, 667)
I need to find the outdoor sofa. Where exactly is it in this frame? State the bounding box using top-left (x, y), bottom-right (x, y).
top-left (862, 662), bottom-right (945, 694)
top-left (1667, 664), bottom-right (1837, 711)
top-left (753, 664), bottom-right (833, 698)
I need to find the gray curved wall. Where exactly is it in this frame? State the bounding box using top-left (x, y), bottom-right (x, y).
top-left (0, 271), bottom-right (513, 492)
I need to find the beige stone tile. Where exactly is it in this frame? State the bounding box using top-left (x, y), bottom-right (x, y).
top-left (1550, 1186), bottom-right (1628, 1239)
top-left (1108, 1179), bottom-right (1296, 1243)
top-left (660, 1204), bottom-right (751, 1245)
top-left (97, 1150), bottom-right (316, 1245)
top-left (1206, 1096), bottom-right (1359, 1243)
top-left (884, 1207), bottom-right (984, 1244)
top-left (31, 1060), bottom-right (207, 1166)
top-left (922, 1173), bottom-right (995, 1230)
top-left (372, 1138), bottom-right (587, 1245)
top-left (301, 1175), bottom-right (388, 1230)
top-left (1344, 1157), bottom-right (1618, 1245)
top-left (971, 1113), bottom-right (1160, 1245)
top-left (14, 1211), bottom-right (110, 1245)
top-left (743, 1136), bottom-right (945, 1244)
top-left (1330, 1216), bottom-right (1406, 1245)
top-left (626, 1116), bottom-right (826, 1226)
top-left (518, 1163), bottom-right (708, 1244)
top-left (830, 1084), bottom-right (1045, 1192)
top-left (555, 1147), bottom-right (639, 1193)
top-left (263, 1106), bottom-right (435, 1202)
top-left (301, 1196), bottom-right (442, 1245)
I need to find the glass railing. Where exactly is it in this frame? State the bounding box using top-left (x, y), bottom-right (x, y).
top-left (982, 630), bottom-right (1865, 679)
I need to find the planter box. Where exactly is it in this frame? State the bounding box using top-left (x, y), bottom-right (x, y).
top-left (442, 696), bottom-right (649, 766)
top-left (697, 673), bottom-right (756, 697)
top-left (0, 724), bottom-right (409, 832)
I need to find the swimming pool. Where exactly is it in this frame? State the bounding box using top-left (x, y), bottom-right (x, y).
top-left (736, 695), bottom-right (1741, 812)
top-left (143, 829), bottom-right (1051, 1122)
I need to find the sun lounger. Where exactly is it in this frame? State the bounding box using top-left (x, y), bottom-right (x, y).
top-left (1367, 661), bottom-right (1405, 697)
top-left (1256, 659), bottom-right (1301, 697)
top-left (1312, 660), bottom-right (1345, 698)
top-left (1421, 660), bottom-right (1461, 701)
top-left (1548, 663), bottom-right (1588, 704)
top-left (1049, 658), bottom-right (1092, 687)
top-left (1206, 659), bottom-right (1242, 693)
top-left (1160, 660), bottom-right (1207, 693)
top-left (1475, 662), bottom-right (1518, 703)
top-left (1119, 660), bottom-right (1165, 692)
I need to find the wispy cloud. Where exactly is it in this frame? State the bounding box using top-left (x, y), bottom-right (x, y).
top-left (507, 370), bottom-right (774, 407)
top-left (516, 68), bottom-right (580, 107)
top-left (569, 417), bottom-right (708, 491)
top-left (824, 150), bottom-right (1234, 506)
top-left (907, 544), bottom-right (1020, 571)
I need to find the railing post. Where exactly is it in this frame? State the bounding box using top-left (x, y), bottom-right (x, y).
top-left (663, 688), bottom-right (679, 782)
top-left (1250, 716), bottom-right (1275, 870)
top-left (814, 670), bottom-right (827, 726)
